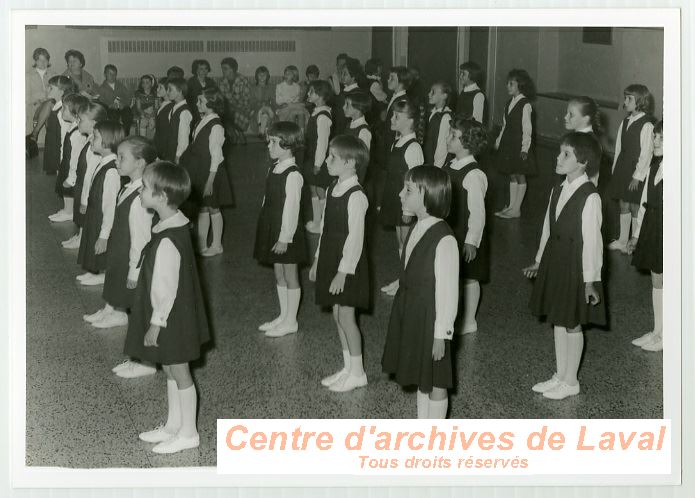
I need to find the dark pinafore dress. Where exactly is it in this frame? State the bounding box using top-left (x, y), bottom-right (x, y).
top-left (444, 160), bottom-right (490, 282)
top-left (530, 181), bottom-right (606, 328)
top-left (154, 101), bottom-right (173, 160)
top-left (456, 88), bottom-right (485, 123)
top-left (124, 223), bottom-right (210, 365)
top-left (303, 109), bottom-right (333, 188)
top-left (253, 164), bottom-right (308, 265)
top-left (345, 122), bottom-right (371, 183)
top-left (608, 114), bottom-right (653, 204)
top-left (380, 137), bottom-right (419, 227)
top-left (78, 160), bottom-right (117, 273)
top-left (55, 126), bottom-right (78, 197)
top-left (179, 116), bottom-right (234, 209)
top-left (102, 187), bottom-right (151, 309)
top-left (71, 142), bottom-right (92, 227)
top-left (162, 103), bottom-right (191, 162)
top-left (381, 94), bottom-right (408, 170)
top-left (496, 96), bottom-right (536, 175)
top-left (43, 103), bottom-right (61, 175)
top-left (632, 158), bottom-right (663, 274)
top-left (315, 184), bottom-right (370, 309)
top-left (382, 220), bottom-right (455, 392)
top-left (424, 109), bottom-right (452, 166)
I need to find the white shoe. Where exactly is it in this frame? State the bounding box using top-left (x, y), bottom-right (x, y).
top-left (497, 209), bottom-right (520, 219)
top-left (116, 362), bottom-right (157, 378)
top-left (200, 245), bottom-right (223, 257)
top-left (49, 211), bottom-right (73, 223)
top-left (494, 207), bottom-right (511, 217)
top-left (80, 273), bottom-right (105, 286)
top-left (152, 433), bottom-right (200, 454)
top-left (532, 374), bottom-right (560, 393)
top-left (381, 280), bottom-right (399, 294)
top-left (460, 321), bottom-right (478, 335)
top-left (385, 285), bottom-right (399, 297)
top-left (265, 321), bottom-right (298, 338)
top-left (543, 381), bottom-right (580, 400)
top-left (83, 307), bottom-right (109, 323)
top-left (62, 236), bottom-right (81, 249)
top-left (632, 331), bottom-right (657, 347)
top-left (607, 240), bottom-right (628, 253)
top-left (92, 311), bottom-right (128, 329)
top-left (321, 369), bottom-right (347, 387)
top-left (112, 359), bottom-right (133, 373)
top-left (76, 272), bottom-right (92, 281)
top-left (329, 372), bottom-right (368, 392)
top-left (641, 335), bottom-right (663, 352)
top-left (258, 317), bottom-right (282, 331)
top-left (139, 424), bottom-right (178, 443)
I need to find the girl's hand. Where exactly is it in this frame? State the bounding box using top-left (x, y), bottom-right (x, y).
top-left (432, 338), bottom-right (445, 361)
top-left (272, 241), bottom-right (288, 254)
top-left (94, 237), bottom-right (107, 255)
top-left (522, 262), bottom-right (540, 279)
top-left (144, 324), bottom-right (161, 347)
top-left (80, 204), bottom-right (87, 215)
top-left (174, 156), bottom-right (180, 165)
top-left (585, 282), bottom-right (600, 305)
top-left (626, 237), bottom-right (638, 255)
top-left (463, 243), bottom-right (477, 263)
top-left (62, 180), bottom-right (71, 188)
top-left (127, 278), bottom-right (138, 289)
top-left (520, 151), bottom-right (528, 161)
top-left (313, 165), bottom-right (321, 175)
top-left (329, 272), bottom-right (346, 295)
top-left (628, 178), bottom-right (641, 192)
top-left (204, 177), bottom-right (215, 197)
top-left (309, 260), bottom-right (318, 282)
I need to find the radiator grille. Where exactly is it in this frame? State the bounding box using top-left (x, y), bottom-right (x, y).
top-left (107, 40), bottom-right (205, 53)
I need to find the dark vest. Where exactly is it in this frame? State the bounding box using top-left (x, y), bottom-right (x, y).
top-left (643, 158), bottom-right (663, 212)
top-left (154, 101), bottom-right (173, 159)
top-left (304, 109), bottom-right (332, 166)
top-left (443, 160), bottom-right (482, 245)
top-left (457, 88), bottom-right (485, 123)
top-left (498, 96), bottom-right (531, 154)
top-left (163, 103), bottom-right (191, 161)
top-left (424, 109), bottom-right (452, 165)
top-left (614, 114), bottom-right (653, 172)
top-left (179, 116), bottom-right (223, 181)
top-left (43, 105), bottom-right (61, 173)
top-left (547, 181), bottom-right (597, 266)
top-left (346, 122), bottom-right (371, 182)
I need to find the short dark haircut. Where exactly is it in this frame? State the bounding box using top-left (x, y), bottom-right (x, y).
top-left (82, 101), bottom-right (109, 123)
top-left (166, 66), bottom-right (185, 79)
top-left (364, 58), bottom-right (381, 76)
top-left (654, 119), bottom-right (663, 135)
top-left (103, 64), bottom-right (117, 75)
top-left (431, 80), bottom-right (453, 106)
top-left (624, 84), bottom-right (655, 115)
top-left (119, 135), bottom-right (158, 164)
top-left (191, 59), bottom-right (211, 75)
top-left (459, 61), bottom-right (483, 85)
top-left (329, 134), bottom-right (370, 180)
top-left (561, 132), bottom-right (602, 178)
top-left (221, 57), bottom-right (239, 72)
top-left (390, 66), bottom-right (413, 91)
top-left (64, 49), bottom-right (85, 67)
top-left (404, 165), bottom-right (452, 219)
top-left (48, 75), bottom-right (77, 95)
top-left (507, 68), bottom-right (536, 100)
top-left (308, 80), bottom-right (333, 105)
top-left (336, 53), bottom-right (349, 63)
top-left (201, 87), bottom-right (226, 115)
top-left (137, 74), bottom-right (158, 95)
top-left (94, 120), bottom-right (126, 153)
top-left (344, 91), bottom-right (371, 115)
top-left (62, 93), bottom-right (90, 116)
top-left (343, 58), bottom-right (363, 81)
top-left (284, 65), bottom-right (299, 83)
top-left (450, 116), bottom-right (489, 157)
top-left (568, 96), bottom-right (602, 135)
top-left (267, 121), bottom-right (303, 153)
top-left (254, 66), bottom-right (270, 85)
top-left (166, 77), bottom-right (188, 95)
top-left (305, 64), bottom-right (319, 78)
top-left (32, 47), bottom-right (50, 66)
top-left (143, 160), bottom-right (191, 208)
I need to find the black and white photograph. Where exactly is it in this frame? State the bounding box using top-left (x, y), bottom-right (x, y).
top-left (13, 6), bottom-right (682, 484)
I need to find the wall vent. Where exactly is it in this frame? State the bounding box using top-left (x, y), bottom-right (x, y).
top-left (107, 40), bottom-right (205, 53)
top-left (206, 40), bottom-right (296, 53)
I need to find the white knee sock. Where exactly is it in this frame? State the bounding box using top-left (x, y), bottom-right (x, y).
top-left (653, 288), bottom-right (663, 336)
top-left (197, 212), bottom-right (210, 249)
top-left (618, 213), bottom-right (631, 244)
top-left (285, 288), bottom-right (301, 325)
top-left (311, 197), bottom-right (321, 224)
top-left (553, 326), bottom-right (568, 379)
top-left (631, 217), bottom-right (639, 239)
top-left (349, 354), bottom-right (365, 376)
top-left (513, 184), bottom-right (527, 212)
top-left (318, 198), bottom-right (326, 225)
top-left (342, 349), bottom-right (351, 371)
top-left (178, 384), bottom-right (198, 438)
top-left (507, 183), bottom-right (518, 210)
top-left (64, 196), bottom-right (74, 213)
top-left (276, 285), bottom-right (288, 321)
top-left (428, 397), bottom-right (449, 419)
top-left (417, 390), bottom-right (429, 419)
top-left (210, 212), bottom-right (223, 248)
top-left (463, 281), bottom-right (481, 327)
top-left (164, 379), bottom-right (181, 433)
top-left (564, 331), bottom-right (584, 386)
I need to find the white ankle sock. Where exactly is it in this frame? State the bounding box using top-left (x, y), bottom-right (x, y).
top-left (197, 212), bottom-right (210, 248)
top-left (284, 288), bottom-right (301, 325)
top-left (428, 397), bottom-right (449, 419)
top-left (210, 212), bottom-right (223, 248)
top-left (618, 213), bottom-right (631, 244)
top-left (417, 391), bottom-right (429, 419)
top-left (653, 288), bottom-right (663, 335)
top-left (276, 285), bottom-right (288, 322)
top-left (513, 184), bottom-right (527, 212)
top-left (164, 379), bottom-right (181, 433)
top-left (104, 303), bottom-right (114, 314)
top-left (342, 349), bottom-right (351, 371)
top-left (463, 281), bottom-right (480, 326)
top-left (349, 354), bottom-right (365, 376)
top-left (178, 384), bottom-right (198, 438)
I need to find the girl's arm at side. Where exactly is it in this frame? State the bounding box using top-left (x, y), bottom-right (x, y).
top-left (208, 124), bottom-right (225, 173)
top-left (472, 93), bottom-right (485, 124)
top-left (99, 169), bottom-right (121, 239)
top-left (150, 238), bottom-right (181, 327)
top-left (127, 200), bottom-right (154, 282)
top-left (66, 134), bottom-right (87, 186)
top-left (521, 103), bottom-right (532, 153)
top-left (581, 192), bottom-right (603, 283)
top-left (405, 141), bottom-right (424, 169)
top-left (358, 128), bottom-right (372, 151)
top-left (434, 113), bottom-right (451, 167)
top-left (338, 190), bottom-right (369, 275)
top-left (633, 122), bottom-right (655, 182)
top-left (278, 171), bottom-right (303, 243)
top-left (175, 110), bottom-right (193, 161)
top-left (434, 234), bottom-right (459, 340)
top-left (462, 170), bottom-right (488, 247)
top-left (314, 115), bottom-right (331, 167)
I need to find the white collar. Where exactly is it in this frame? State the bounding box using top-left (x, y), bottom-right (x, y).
top-left (36, 67), bottom-right (47, 75)
top-left (414, 216), bottom-right (442, 232)
top-left (171, 99), bottom-right (187, 111)
top-left (153, 210), bottom-right (190, 233)
top-left (449, 155), bottom-right (477, 170)
top-left (107, 81), bottom-right (116, 89)
top-left (343, 83), bottom-right (359, 92)
top-left (52, 100), bottom-right (63, 111)
top-left (628, 111), bottom-right (645, 122)
top-left (561, 172), bottom-right (590, 191)
top-left (430, 105), bottom-right (451, 116)
top-left (273, 157), bottom-right (297, 172)
top-left (367, 75), bottom-right (380, 81)
top-left (332, 174), bottom-right (359, 194)
top-left (463, 83), bottom-right (480, 92)
top-left (390, 90), bottom-right (406, 103)
top-left (578, 126), bottom-right (594, 134)
top-left (510, 93), bottom-right (526, 104)
top-left (396, 132), bottom-right (417, 145)
top-left (312, 105), bottom-right (331, 116)
top-left (124, 177), bottom-right (143, 190)
top-left (349, 116), bottom-right (367, 128)
top-left (196, 112), bottom-right (219, 129)
top-left (98, 153), bottom-right (117, 166)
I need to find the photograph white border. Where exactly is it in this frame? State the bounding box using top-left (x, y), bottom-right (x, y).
top-left (7, 5), bottom-right (683, 490)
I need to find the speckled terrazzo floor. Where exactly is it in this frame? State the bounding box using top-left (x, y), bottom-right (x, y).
top-left (25, 142), bottom-right (662, 468)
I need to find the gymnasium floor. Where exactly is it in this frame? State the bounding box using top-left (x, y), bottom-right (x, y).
top-left (24, 141), bottom-right (662, 468)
